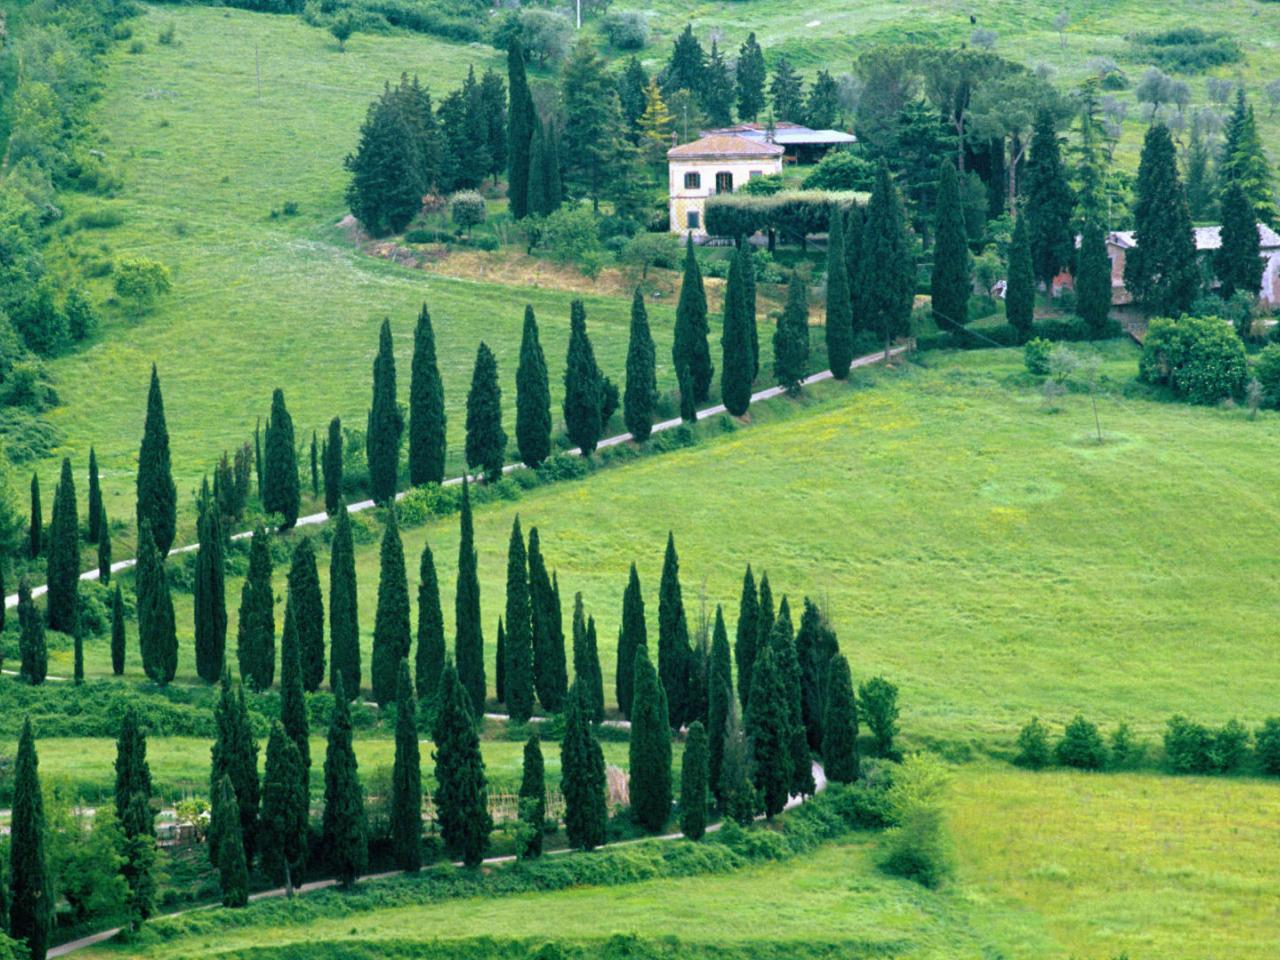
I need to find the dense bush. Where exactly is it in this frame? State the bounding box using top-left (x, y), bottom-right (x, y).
top-left (450, 192), bottom-right (487, 235)
top-left (801, 151), bottom-right (876, 192)
top-left (1128, 27), bottom-right (1242, 73)
top-left (917, 316), bottom-right (1119, 352)
top-left (877, 754), bottom-right (953, 888)
top-left (1013, 717), bottom-right (1052, 769)
top-left (1252, 343), bottom-right (1280, 407)
top-left (601, 11), bottom-right (648, 49)
top-left (1162, 715), bottom-right (1251, 774)
top-left (1139, 315), bottom-right (1248, 404)
top-left (1054, 715), bottom-right (1107, 770)
top-left (1257, 718), bottom-right (1280, 776)
top-left (1023, 337), bottom-right (1054, 376)
top-left (703, 191), bottom-right (861, 245)
top-left (538, 205), bottom-right (603, 265)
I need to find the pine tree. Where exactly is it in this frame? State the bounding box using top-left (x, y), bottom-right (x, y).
top-left (700, 40), bottom-right (735, 127)
top-left (454, 481), bottom-right (486, 714)
top-left (391, 660), bottom-right (422, 871)
top-left (679, 721), bottom-right (709, 840)
top-left (111, 583), bottom-right (126, 675)
top-left (1024, 109), bottom-right (1076, 286)
top-left (323, 417), bottom-right (343, 515)
top-left (657, 532), bottom-right (688, 729)
top-left (528, 528), bottom-right (566, 713)
top-left (1125, 124), bottom-right (1199, 316)
top-left (860, 164), bottom-right (915, 360)
top-left (616, 562), bottom-right (647, 717)
top-left (572, 593), bottom-right (605, 723)
top-left (513, 305), bottom-right (552, 468)
top-left (707, 606), bottom-right (732, 802)
top-left (561, 682), bottom-right (607, 850)
top-left (507, 39), bottom-right (535, 219)
top-left (720, 244), bottom-right (754, 416)
top-left (409, 304), bottom-right (447, 486)
top-left (263, 388), bottom-right (300, 529)
top-left (563, 300), bottom-right (604, 455)
top-left (624, 288), bottom-right (658, 442)
top-left (734, 565), bottom-right (759, 709)
top-left (821, 212), bottom-right (855, 379)
top-left (194, 480), bottom-right (228, 683)
top-left (719, 697), bottom-right (755, 825)
top-left (367, 319), bottom-right (403, 505)
top-left (322, 674), bottom-right (368, 886)
top-left (28, 472), bottom-right (40, 559)
top-left (87, 447), bottom-right (102, 544)
top-left (45, 457), bottom-right (78, 633)
top-left (774, 271), bottom-right (810, 394)
top-left (97, 502), bottom-right (111, 586)
top-left (237, 526), bottom-right (275, 691)
top-left (674, 235), bottom-right (713, 404)
top-left (415, 541), bottom-right (445, 706)
top-left (10, 720), bottom-right (49, 959)
top-left (503, 516), bottom-right (534, 721)
top-left (432, 662), bottom-right (491, 866)
top-left (636, 78), bottom-right (675, 163)
top-left (1217, 180), bottom-right (1263, 299)
top-left (932, 161), bottom-right (972, 333)
top-left (137, 364), bottom-right (177, 557)
top-left (1184, 124), bottom-right (1215, 220)
top-left (746, 643), bottom-right (791, 817)
top-left (260, 723), bottom-right (308, 894)
top-left (822, 653), bottom-right (860, 783)
top-left (769, 57), bottom-right (805, 122)
top-left (329, 503), bottom-right (360, 698)
top-left (1005, 211), bottom-right (1035, 340)
top-left (371, 510), bottom-right (411, 708)
top-left (465, 342), bottom-right (507, 483)
top-left (517, 733), bottom-right (545, 858)
top-left (1220, 91), bottom-right (1277, 223)
top-left (805, 69), bottom-right (840, 129)
top-left (136, 521), bottom-right (176, 685)
top-left (495, 617), bottom-right (506, 704)
top-left (1076, 219), bottom-right (1112, 338)
top-left (736, 32), bottom-right (766, 121)
top-left (629, 646), bottom-right (672, 832)
top-left (213, 775), bottom-right (248, 908)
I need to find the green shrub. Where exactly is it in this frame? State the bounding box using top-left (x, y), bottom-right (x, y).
top-left (1024, 337), bottom-right (1054, 376)
top-left (601, 10), bottom-right (648, 49)
top-left (703, 191), bottom-right (861, 245)
top-left (1108, 722), bottom-right (1143, 769)
top-left (1139, 315), bottom-right (1248, 404)
top-left (1256, 718), bottom-right (1280, 776)
top-left (450, 191), bottom-right (486, 235)
top-left (801, 151), bottom-right (876, 192)
top-left (1014, 717), bottom-right (1052, 769)
top-left (857, 677), bottom-right (899, 757)
top-left (1210, 719), bottom-right (1250, 773)
top-left (539, 205), bottom-right (601, 264)
top-left (877, 753), bottom-right (953, 889)
top-left (113, 257), bottom-right (172, 311)
top-left (1128, 27), bottom-right (1242, 73)
top-left (1252, 343), bottom-right (1280, 407)
top-left (1054, 715), bottom-right (1107, 770)
top-left (1162, 715), bottom-right (1249, 774)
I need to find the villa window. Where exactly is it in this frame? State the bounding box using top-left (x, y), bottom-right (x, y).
top-left (687, 210), bottom-right (701, 230)
top-left (684, 171), bottom-right (701, 189)
top-left (715, 171), bottom-right (734, 194)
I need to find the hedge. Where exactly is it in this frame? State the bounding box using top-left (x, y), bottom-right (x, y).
top-left (916, 316), bottom-right (1121, 351)
top-left (703, 191), bottom-right (864, 245)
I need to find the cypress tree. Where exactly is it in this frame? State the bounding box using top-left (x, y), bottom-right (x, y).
top-left (825, 212), bottom-right (854, 376)
top-left (707, 606), bottom-right (732, 802)
top-left (409, 304), bottom-right (447, 486)
top-left (372, 510), bottom-right (411, 707)
top-left (263, 388), bottom-right (300, 529)
top-left (254, 419), bottom-right (263, 501)
top-left (260, 724), bottom-right (308, 895)
top-left (720, 245), bottom-right (753, 416)
top-left (322, 674), bottom-right (368, 886)
top-left (137, 364), bottom-right (177, 557)
top-left (1024, 108), bottom-right (1076, 287)
top-left (735, 565), bottom-right (759, 709)
top-left (1220, 89), bottom-right (1277, 223)
top-left (1217, 180), bottom-right (1263, 300)
top-left (796, 598), bottom-right (838, 751)
top-left (465, 342), bottom-right (507, 483)
top-left (329, 503), bottom-right (360, 698)
top-left (845, 204), bottom-right (865, 334)
top-left (194, 480), bottom-right (227, 683)
top-left (822, 653), bottom-right (860, 783)
top-left (111, 583), bottom-right (126, 675)
top-left (391, 659), bottom-right (422, 871)
top-left (515, 305), bottom-right (552, 467)
top-left (741, 244), bottom-right (758, 379)
top-left (1076, 219), bottom-right (1112, 338)
top-left (136, 521), bottom-right (176, 685)
top-left (114, 706), bottom-right (153, 829)
top-left (657, 532), bottom-right (688, 729)
top-left (432, 662), bottom-right (491, 866)
top-left (495, 617), bottom-right (506, 704)
top-left (87, 447), bottom-right (101, 544)
top-left (673, 235), bottom-right (713, 404)
top-left (97, 501), bottom-right (111, 585)
top-left (616, 562), bottom-right (646, 717)
top-left (286, 539), bottom-right (324, 692)
top-left (237, 526), bottom-right (275, 691)
top-left (677, 361), bottom-right (697, 423)
top-left (746, 643), bottom-right (791, 818)
top-left (310, 431), bottom-right (319, 499)
top-left (772, 601), bottom-right (814, 797)
top-left (528, 529), bottom-right (566, 714)
top-left (73, 618), bottom-right (84, 684)
top-left (572, 593), bottom-right (604, 722)
top-left (210, 676), bottom-right (260, 866)
top-left (503, 516), bottom-right (534, 722)
top-left (454, 482), bottom-right (486, 713)
top-left (774, 271), bottom-right (810, 395)
top-left (719, 697), bottom-right (754, 825)
top-left (527, 117), bottom-right (549, 218)
top-left (629, 646), bottom-right (672, 832)
top-left (624, 287), bottom-right (658, 442)
top-left (213, 775), bottom-right (248, 908)
top-left (757, 572), bottom-right (775, 653)
top-left (415, 541), bottom-right (446, 706)
top-left (679, 721), bottom-right (709, 841)
top-left (367, 319), bottom-right (403, 505)
top-left (859, 163), bottom-right (915, 360)
top-left (120, 792), bottom-right (157, 925)
top-left (563, 300), bottom-right (604, 455)
top-left (1005, 211), bottom-right (1035, 340)
top-left (932, 161), bottom-right (972, 333)
top-left (507, 39), bottom-right (535, 220)
top-left (518, 733), bottom-right (545, 858)
top-left (279, 603), bottom-right (311, 779)
top-left (10, 720), bottom-right (49, 960)
top-left (28, 472), bottom-right (40, 559)
top-left (1125, 124), bottom-right (1199, 317)
top-left (561, 681), bottom-right (607, 850)
top-left (323, 417), bottom-right (343, 515)
top-left (45, 457), bottom-right (78, 633)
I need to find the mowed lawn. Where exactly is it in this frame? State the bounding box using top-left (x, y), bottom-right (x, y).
top-left (72, 346), bottom-right (1280, 744)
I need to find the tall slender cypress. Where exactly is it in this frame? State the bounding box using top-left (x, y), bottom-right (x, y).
top-left (254, 419), bottom-right (263, 501)
top-left (932, 161), bottom-right (972, 333)
top-left (679, 721), bottom-right (709, 841)
top-left (465, 342), bottom-right (507, 483)
top-left (27, 472), bottom-right (40, 559)
top-left (673, 235), bottom-right (713, 403)
top-left (774, 271), bottom-right (810, 395)
top-left (859, 163), bottom-right (915, 360)
top-left (1076, 218), bottom-right (1112, 338)
top-left (741, 243), bottom-right (758, 379)
top-left (432, 662), bottom-right (491, 866)
top-left (87, 447), bottom-right (102, 544)
top-left (825, 211), bottom-right (854, 376)
top-left (323, 417), bottom-right (343, 515)
top-left (115, 706), bottom-right (156, 923)
top-left (372, 510), bottom-right (411, 707)
top-left (772, 601), bottom-right (814, 797)
top-left (194, 479), bottom-right (227, 683)
top-left (237, 526), bottom-right (275, 691)
top-left (214, 775), bottom-right (248, 908)
top-left (707, 605), bottom-right (732, 801)
top-left (310, 431), bottom-right (319, 498)
top-left (415, 541), bottom-right (446, 705)
top-left (259, 724), bottom-right (307, 895)
top-left (629, 646), bottom-right (672, 832)
top-left (735, 568), bottom-right (759, 713)
top-left (822, 653), bottom-right (860, 783)
top-left (115, 706), bottom-right (153, 825)
top-left (757, 573), bottom-right (774, 670)
top-left (409, 304), bottom-right (447, 486)
top-left (503, 516), bottom-right (534, 721)
top-left (495, 617), bottom-right (506, 704)
top-left (845, 204), bottom-right (865, 335)
top-left (10, 720), bottom-right (49, 960)
top-left (746, 643), bottom-right (791, 818)
top-left (286, 538), bottom-right (324, 692)
top-left (719, 697), bottom-right (754, 825)
top-left (391, 659), bottom-right (423, 872)
top-left (624, 287), bottom-right (658, 442)
top-left (136, 521), bottom-right (176, 685)
top-left (210, 675), bottom-right (260, 867)
top-left (455, 481), bottom-right (486, 713)
top-left (322, 674), bottom-right (368, 887)
top-left (46, 457), bottom-right (78, 633)
top-left (572, 593), bottom-right (604, 722)
top-left (329, 503), bottom-right (360, 698)
top-left (1024, 108), bottom-right (1076, 288)
top-left (97, 502), bottom-right (111, 585)
top-left (563, 300), bottom-right (604, 455)
top-left (1217, 180), bottom-right (1263, 300)
top-left (616, 563), bottom-right (646, 717)
top-left (515, 305), bottom-right (552, 468)
top-left (263, 388), bottom-right (300, 529)
top-left (518, 733), bottom-right (545, 858)
top-left (561, 681), bottom-right (607, 850)
top-left (507, 39), bottom-right (535, 220)
top-left (657, 532), bottom-right (688, 729)
top-left (1005, 211), bottom-right (1035, 340)
top-left (528, 528), bottom-right (566, 713)
top-left (137, 364), bottom-right (177, 556)
top-left (279, 603), bottom-right (311, 779)
top-left (111, 583), bottom-right (126, 675)
top-left (1125, 123), bottom-right (1198, 317)
top-left (367, 319), bottom-right (404, 505)
top-left (796, 598), bottom-right (838, 751)
top-left (720, 245), bottom-right (753, 416)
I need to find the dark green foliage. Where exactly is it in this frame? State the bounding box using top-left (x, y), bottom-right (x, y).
top-left (1055, 714), bottom-right (1108, 770)
top-left (137, 364), bottom-right (177, 557)
top-left (795, 599), bottom-right (838, 752)
top-left (756, 573), bottom-right (774, 668)
top-left (432, 662), bottom-right (491, 866)
top-left (616, 563), bottom-right (646, 717)
top-left (28, 473), bottom-right (41, 560)
top-left (136, 521), bottom-right (176, 686)
top-left (408, 305), bottom-right (447, 486)
top-left (1024, 109), bottom-right (1075, 286)
top-left (1256, 718), bottom-right (1280, 776)
top-left (563, 300), bottom-right (604, 455)
top-left (210, 676), bottom-right (260, 867)
top-left (503, 517), bottom-right (534, 722)
top-left (747, 642), bottom-right (791, 817)
top-left (45, 458), bottom-right (78, 633)
top-left (736, 32), bottom-right (766, 120)
top-left (518, 734), bottom-right (545, 858)
top-left (719, 697), bottom-right (755, 825)
top-left (322, 674), bottom-right (368, 886)
top-left (367, 319), bottom-right (404, 505)
top-left (673, 236), bottom-right (713, 404)
top-left (657, 532), bottom-right (688, 729)
top-left (323, 417), bottom-right (343, 515)
top-left (515, 305), bottom-right (552, 468)
top-left (679, 721), bottom-right (709, 841)
top-left (528, 529), bottom-right (566, 714)
top-left (392, 660), bottom-right (423, 872)
top-left (264, 388), bottom-right (300, 528)
top-left (858, 676), bottom-right (899, 757)
top-left (97, 502), bottom-right (112, 586)
top-left (1005, 212), bottom-right (1035, 340)
top-left (769, 57), bottom-right (804, 123)
top-left (859, 164), bottom-right (915, 357)
top-left (279, 604), bottom-right (311, 780)
top-left (415, 542), bottom-right (445, 706)
top-left (214, 775), bottom-right (248, 908)
top-left (86, 447), bottom-right (102, 544)
top-left (624, 288), bottom-right (658, 442)
top-left (111, 584), bottom-right (126, 675)
top-left (310, 432), bottom-right (319, 499)
top-left (329, 504), bottom-right (360, 699)
top-left (629, 647), bottom-right (672, 832)
top-left (1216, 180), bottom-right (1263, 300)
top-left (720, 242), bottom-right (754, 416)
top-left (771, 602), bottom-right (813, 798)
top-left (495, 618), bottom-right (506, 704)
top-left (194, 481), bottom-right (228, 683)
top-left (372, 511), bottom-right (411, 707)
top-left (1075, 219), bottom-right (1112, 338)
top-left (73, 619), bottom-right (84, 684)
top-left (254, 421), bottom-right (263, 501)
top-left (931, 161), bottom-right (972, 332)
top-left (237, 527), bottom-right (275, 691)
top-left (9, 720), bottom-right (49, 959)
top-left (824, 211), bottom-right (854, 377)
top-left (706, 606), bottom-right (732, 801)
top-left (454, 482), bottom-right (486, 714)
top-left (507, 39), bottom-right (535, 220)
top-left (260, 724), bottom-right (308, 893)
top-left (286, 539), bottom-right (324, 693)
top-left (822, 654), bottom-right (860, 783)
top-left (114, 706), bottom-right (153, 829)
top-left (1139, 314), bottom-right (1247, 404)
top-left (774, 271), bottom-right (810, 394)
top-left (740, 244), bottom-right (758, 380)
top-left (465, 342), bottom-right (507, 483)
top-left (121, 792), bottom-right (157, 925)
top-left (1220, 90), bottom-right (1277, 223)
top-left (572, 593), bottom-right (605, 723)
top-left (561, 682), bottom-right (607, 851)
top-left (1125, 124), bottom-right (1199, 316)
top-left (1014, 717), bottom-right (1052, 769)
top-left (734, 566), bottom-right (759, 710)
